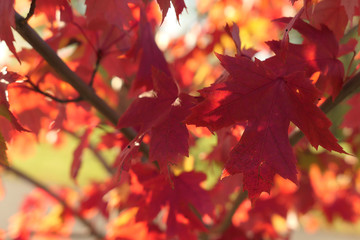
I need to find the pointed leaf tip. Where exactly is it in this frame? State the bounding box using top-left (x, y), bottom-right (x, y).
top-left (220, 168), bottom-right (231, 180)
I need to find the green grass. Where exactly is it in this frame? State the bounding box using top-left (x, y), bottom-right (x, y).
top-left (10, 133), bottom-right (112, 187)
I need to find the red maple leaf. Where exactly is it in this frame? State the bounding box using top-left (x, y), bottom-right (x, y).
top-left (0, 0), bottom-right (19, 62)
top-left (206, 126), bottom-right (241, 163)
top-left (272, 17), bottom-right (347, 98)
top-left (35, 0), bottom-right (73, 22)
top-left (305, 0), bottom-right (348, 40)
top-left (117, 68), bottom-right (195, 171)
top-left (342, 93), bottom-right (360, 129)
top-left (85, 0), bottom-right (137, 29)
top-left (156, 0), bottom-right (186, 22)
top-left (321, 190), bottom-right (360, 223)
top-left (224, 23), bottom-right (257, 58)
top-left (186, 54), bottom-right (345, 201)
top-left (130, 163), bottom-right (213, 239)
top-left (80, 182), bottom-right (114, 219)
top-left (0, 68), bottom-right (28, 132)
top-left (128, 12), bottom-right (171, 96)
top-left (341, 0), bottom-right (360, 21)
top-left (241, 195), bottom-right (290, 238)
top-left (217, 224), bottom-right (249, 240)
top-left (71, 127), bottom-right (93, 180)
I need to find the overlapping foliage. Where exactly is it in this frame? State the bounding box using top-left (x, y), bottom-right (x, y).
top-left (0, 0), bottom-right (360, 239)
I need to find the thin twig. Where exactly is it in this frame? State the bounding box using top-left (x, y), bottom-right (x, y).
top-left (24, 0), bottom-right (36, 22)
top-left (0, 163), bottom-right (105, 239)
top-left (25, 77), bottom-right (83, 103)
top-left (89, 51), bottom-right (102, 87)
top-left (24, 46), bottom-right (102, 103)
top-left (101, 22), bottom-right (138, 52)
top-left (70, 21), bottom-right (97, 53)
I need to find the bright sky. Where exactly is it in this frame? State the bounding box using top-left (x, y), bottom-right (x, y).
top-left (156, 0), bottom-right (198, 50)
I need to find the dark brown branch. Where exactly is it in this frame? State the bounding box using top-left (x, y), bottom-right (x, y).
top-left (0, 163), bottom-right (104, 239)
top-left (14, 11), bottom-right (149, 157)
top-left (24, 0), bottom-right (36, 22)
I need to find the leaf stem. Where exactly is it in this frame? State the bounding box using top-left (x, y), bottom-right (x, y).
top-left (0, 163), bottom-right (105, 239)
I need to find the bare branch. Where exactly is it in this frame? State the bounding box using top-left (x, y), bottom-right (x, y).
top-left (24, 0), bottom-right (36, 22)
top-left (0, 163), bottom-right (105, 239)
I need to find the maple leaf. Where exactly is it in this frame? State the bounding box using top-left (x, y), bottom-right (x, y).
top-left (242, 195), bottom-right (290, 238)
top-left (80, 182), bottom-right (111, 219)
top-left (128, 12), bottom-right (171, 96)
top-left (322, 192), bottom-right (360, 223)
top-left (117, 68), bottom-right (194, 170)
top-left (207, 126), bottom-right (241, 163)
top-left (130, 164), bottom-right (213, 239)
top-left (35, 0), bottom-right (73, 22)
top-left (107, 207), bottom-right (166, 239)
top-left (342, 93), bottom-right (360, 129)
top-left (340, 0), bottom-right (360, 21)
top-left (186, 54), bottom-right (345, 201)
top-left (306, 0), bottom-right (348, 40)
top-left (156, 0), bottom-right (186, 22)
top-left (271, 17), bottom-right (346, 98)
top-left (0, 68), bottom-right (28, 132)
top-left (224, 23), bottom-right (257, 58)
top-left (309, 164), bottom-right (360, 223)
top-left (85, 0), bottom-right (137, 29)
top-left (0, 0), bottom-right (19, 62)
top-left (71, 127), bottom-right (93, 180)
top-left (218, 224), bottom-right (248, 240)
top-left (292, 171), bottom-right (316, 214)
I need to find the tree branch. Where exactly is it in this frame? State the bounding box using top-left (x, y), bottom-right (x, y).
top-left (14, 11), bottom-right (149, 157)
top-left (24, 0), bottom-right (36, 22)
top-left (0, 163), bottom-right (104, 239)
